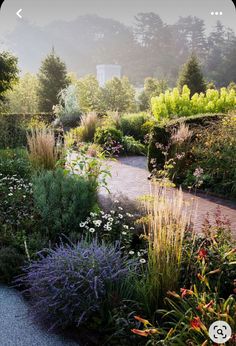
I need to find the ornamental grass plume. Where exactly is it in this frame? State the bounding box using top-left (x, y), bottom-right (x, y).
top-left (171, 123), bottom-right (193, 144)
top-left (27, 128), bottom-right (59, 170)
top-left (143, 186), bottom-right (194, 309)
top-left (80, 111), bottom-right (98, 142)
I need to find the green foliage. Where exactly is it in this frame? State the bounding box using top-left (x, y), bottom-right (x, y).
top-left (120, 112), bottom-right (151, 141)
top-left (148, 113), bottom-right (236, 198)
top-left (101, 77), bottom-right (136, 113)
top-left (0, 149), bottom-right (31, 178)
top-left (38, 49), bottom-right (69, 112)
top-left (32, 168), bottom-right (97, 239)
top-left (178, 54), bottom-right (206, 97)
top-left (147, 126), bottom-right (171, 172)
top-left (76, 75), bottom-right (102, 113)
top-left (139, 78), bottom-right (168, 111)
top-left (67, 148), bottom-right (111, 192)
top-left (94, 126), bottom-right (123, 156)
top-left (0, 247), bottom-right (25, 283)
top-left (151, 85), bottom-right (236, 121)
top-left (6, 73), bottom-right (39, 113)
top-left (0, 113), bottom-right (54, 148)
top-left (123, 136), bottom-right (147, 156)
top-left (181, 114), bottom-right (236, 197)
top-left (0, 51), bottom-right (19, 109)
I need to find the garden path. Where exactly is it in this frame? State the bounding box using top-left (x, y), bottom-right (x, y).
top-left (101, 156), bottom-right (236, 236)
top-left (0, 286), bottom-right (78, 346)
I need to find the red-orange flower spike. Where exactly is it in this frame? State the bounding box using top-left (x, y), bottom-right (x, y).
top-left (134, 316), bottom-right (152, 328)
top-left (197, 248), bottom-right (207, 260)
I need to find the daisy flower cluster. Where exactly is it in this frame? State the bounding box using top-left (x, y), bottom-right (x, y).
top-left (0, 174), bottom-right (34, 227)
top-left (79, 200), bottom-right (147, 262)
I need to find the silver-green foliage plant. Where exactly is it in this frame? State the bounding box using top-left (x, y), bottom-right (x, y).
top-left (56, 84), bottom-right (80, 116)
top-left (151, 85), bottom-right (236, 121)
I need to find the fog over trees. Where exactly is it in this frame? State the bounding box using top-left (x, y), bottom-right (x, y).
top-left (3, 13), bottom-right (236, 86)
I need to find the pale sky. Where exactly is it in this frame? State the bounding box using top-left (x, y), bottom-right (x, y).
top-left (0, 0), bottom-right (235, 36)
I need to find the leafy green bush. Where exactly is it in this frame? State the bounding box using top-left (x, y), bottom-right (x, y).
top-left (120, 112), bottom-right (150, 141)
top-left (147, 113), bottom-right (224, 174)
top-left (33, 168), bottom-right (97, 238)
top-left (123, 136), bottom-right (146, 156)
top-left (151, 85), bottom-right (236, 121)
top-left (182, 113), bottom-right (236, 197)
top-left (0, 113), bottom-right (54, 148)
top-left (94, 126), bottom-right (123, 156)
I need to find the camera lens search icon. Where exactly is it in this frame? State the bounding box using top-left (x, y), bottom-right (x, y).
top-left (209, 321), bottom-right (232, 344)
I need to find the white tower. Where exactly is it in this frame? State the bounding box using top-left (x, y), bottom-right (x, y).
top-left (96, 64), bottom-right (122, 87)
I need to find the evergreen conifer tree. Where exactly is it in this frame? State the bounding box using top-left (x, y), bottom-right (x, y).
top-left (178, 54), bottom-right (206, 97)
top-left (38, 48), bottom-right (69, 112)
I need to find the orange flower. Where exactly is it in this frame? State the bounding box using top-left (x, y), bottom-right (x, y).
top-left (190, 317), bottom-right (202, 332)
top-left (180, 288), bottom-right (194, 298)
top-left (190, 317), bottom-right (207, 333)
top-left (131, 328), bottom-right (159, 337)
top-left (134, 316), bottom-right (152, 328)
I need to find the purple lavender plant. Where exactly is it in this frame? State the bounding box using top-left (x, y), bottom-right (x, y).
top-left (17, 239), bottom-right (138, 330)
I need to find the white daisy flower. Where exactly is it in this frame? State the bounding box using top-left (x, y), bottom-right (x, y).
top-left (129, 250), bottom-right (135, 255)
top-left (140, 259), bottom-right (146, 264)
top-left (93, 220), bottom-right (102, 227)
top-left (89, 228), bottom-right (96, 233)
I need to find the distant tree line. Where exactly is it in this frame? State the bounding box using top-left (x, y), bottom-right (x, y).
top-left (6, 14), bottom-right (236, 87)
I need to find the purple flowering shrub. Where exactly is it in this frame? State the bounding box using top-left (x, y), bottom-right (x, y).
top-left (17, 239), bottom-right (138, 330)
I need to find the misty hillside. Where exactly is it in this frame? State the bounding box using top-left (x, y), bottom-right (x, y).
top-left (3, 13), bottom-right (236, 86)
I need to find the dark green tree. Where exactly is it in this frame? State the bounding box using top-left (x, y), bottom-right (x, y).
top-left (0, 51), bottom-right (19, 107)
top-left (38, 49), bottom-right (69, 112)
top-left (178, 54), bottom-right (206, 96)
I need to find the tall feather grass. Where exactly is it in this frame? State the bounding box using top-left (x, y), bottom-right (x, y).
top-left (136, 186), bottom-right (194, 316)
top-left (27, 129), bottom-right (59, 170)
top-left (80, 112), bottom-right (98, 142)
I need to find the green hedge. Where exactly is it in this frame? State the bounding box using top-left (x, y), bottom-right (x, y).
top-left (147, 113), bottom-right (225, 172)
top-left (0, 113), bottom-right (55, 148)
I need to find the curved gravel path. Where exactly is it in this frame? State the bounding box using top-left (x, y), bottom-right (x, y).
top-left (102, 156), bottom-right (236, 235)
top-left (0, 286), bottom-right (78, 346)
